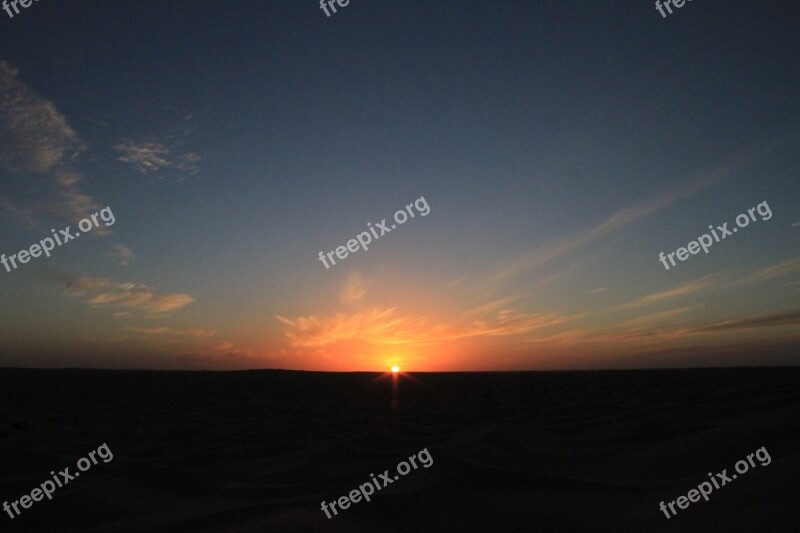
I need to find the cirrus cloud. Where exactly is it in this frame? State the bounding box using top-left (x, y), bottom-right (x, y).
top-left (275, 307), bottom-right (573, 350)
top-left (113, 137), bottom-right (200, 178)
top-left (0, 61), bottom-right (83, 173)
top-left (60, 275), bottom-right (195, 316)
top-left (0, 60), bottom-right (108, 232)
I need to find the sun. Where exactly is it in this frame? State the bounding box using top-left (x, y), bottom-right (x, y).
top-left (391, 365), bottom-right (400, 374)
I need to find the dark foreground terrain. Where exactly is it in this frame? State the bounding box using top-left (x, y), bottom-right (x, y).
top-left (0, 367), bottom-right (798, 532)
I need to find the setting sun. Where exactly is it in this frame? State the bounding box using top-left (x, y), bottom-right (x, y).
top-left (391, 365), bottom-right (400, 374)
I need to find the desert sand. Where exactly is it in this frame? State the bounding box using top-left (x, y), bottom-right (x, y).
top-left (0, 367), bottom-right (798, 532)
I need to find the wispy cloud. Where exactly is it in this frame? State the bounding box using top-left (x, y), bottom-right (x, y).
top-left (462, 294), bottom-right (525, 319)
top-left (692, 310), bottom-right (800, 333)
top-left (47, 169), bottom-right (110, 235)
top-left (126, 326), bottom-right (216, 337)
top-left (731, 256), bottom-right (800, 286)
top-left (0, 197), bottom-right (38, 229)
top-left (340, 272), bottom-right (368, 304)
top-left (107, 244), bottom-right (135, 266)
top-left (275, 308), bottom-right (422, 348)
top-left (473, 151), bottom-right (756, 305)
top-left (445, 275), bottom-right (468, 288)
top-left (0, 61), bottom-right (106, 231)
top-left (173, 340), bottom-right (259, 369)
top-left (566, 308), bottom-right (800, 344)
top-left (487, 180), bottom-right (726, 292)
top-left (614, 306), bottom-right (695, 330)
top-left (210, 341), bottom-right (253, 354)
top-left (60, 275), bottom-right (195, 316)
top-left (276, 307), bottom-right (573, 350)
top-left (0, 61), bottom-right (83, 173)
top-left (114, 140), bottom-right (170, 173)
top-left (114, 136), bottom-right (200, 178)
top-left (454, 309), bottom-right (574, 340)
top-left (608, 277), bottom-right (713, 311)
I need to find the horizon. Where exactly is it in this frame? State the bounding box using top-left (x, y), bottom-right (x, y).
top-left (1, 364), bottom-right (797, 374)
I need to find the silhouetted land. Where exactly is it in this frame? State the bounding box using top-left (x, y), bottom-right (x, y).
top-left (1, 367), bottom-right (798, 532)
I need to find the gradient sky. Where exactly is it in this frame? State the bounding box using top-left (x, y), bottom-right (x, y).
top-left (0, 1), bottom-right (798, 371)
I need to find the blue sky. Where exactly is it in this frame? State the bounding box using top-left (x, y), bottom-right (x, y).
top-left (0, 1), bottom-right (798, 370)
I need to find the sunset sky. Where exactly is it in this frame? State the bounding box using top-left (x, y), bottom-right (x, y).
top-left (0, 1), bottom-right (798, 371)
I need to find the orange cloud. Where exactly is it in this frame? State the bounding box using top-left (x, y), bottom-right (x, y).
top-left (61, 275), bottom-right (195, 316)
top-left (340, 272), bottom-right (368, 304)
top-left (126, 326), bottom-right (216, 337)
top-left (276, 307), bottom-right (574, 351)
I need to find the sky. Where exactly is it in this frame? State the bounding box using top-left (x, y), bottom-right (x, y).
top-left (0, 0), bottom-right (798, 371)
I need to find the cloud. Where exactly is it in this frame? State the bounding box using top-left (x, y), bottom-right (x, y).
top-left (608, 277), bottom-right (713, 311)
top-left (792, 222), bottom-right (800, 228)
top-left (276, 307), bottom-right (573, 350)
top-left (0, 197), bottom-right (38, 229)
top-left (126, 326), bottom-right (216, 337)
top-left (614, 306), bottom-right (695, 330)
top-left (126, 326), bottom-right (170, 335)
top-left (478, 151), bottom-right (755, 297)
top-left (276, 308), bottom-right (421, 348)
top-left (564, 308), bottom-right (800, 345)
top-left (176, 340), bottom-right (259, 369)
top-left (462, 294), bottom-right (526, 319)
top-left (590, 287), bottom-right (607, 294)
top-left (693, 310), bottom-right (800, 333)
top-left (445, 275), bottom-right (468, 288)
top-left (454, 310), bottom-right (574, 340)
top-left (731, 257), bottom-right (800, 286)
top-left (340, 272), bottom-right (367, 304)
top-left (113, 140), bottom-right (170, 173)
top-left (487, 180), bottom-right (724, 292)
top-left (60, 275), bottom-right (195, 316)
top-left (0, 60), bottom-right (106, 230)
top-left (212, 341), bottom-right (255, 354)
top-left (634, 278), bottom-right (711, 305)
top-left (45, 168), bottom-right (108, 234)
top-left (192, 330), bottom-right (217, 337)
top-left (0, 61), bottom-right (83, 173)
top-left (107, 244), bottom-right (135, 266)
top-left (114, 137), bottom-right (200, 178)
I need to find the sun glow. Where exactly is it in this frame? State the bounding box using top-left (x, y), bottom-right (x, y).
top-left (391, 365), bottom-right (400, 374)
